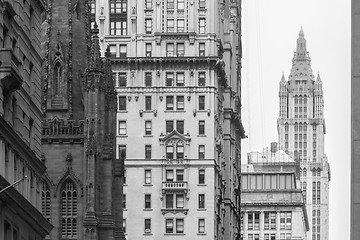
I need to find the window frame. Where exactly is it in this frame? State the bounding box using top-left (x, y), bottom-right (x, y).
top-left (118, 120), bottom-right (127, 135)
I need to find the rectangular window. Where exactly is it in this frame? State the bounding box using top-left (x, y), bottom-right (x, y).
top-left (199, 145), bottom-right (205, 159)
top-left (177, 0), bottom-right (185, 10)
top-left (199, 18), bottom-right (206, 33)
top-left (144, 218), bottom-right (151, 233)
top-left (145, 169), bottom-right (151, 184)
top-left (199, 120), bottom-right (205, 135)
top-left (118, 72), bottom-right (126, 87)
top-left (280, 212), bottom-right (286, 229)
top-left (199, 0), bottom-right (206, 9)
top-left (166, 120), bottom-right (174, 133)
top-left (167, 19), bottom-right (174, 32)
top-left (176, 120), bottom-right (184, 134)
top-left (145, 194), bottom-right (151, 209)
top-left (177, 19), bottom-right (185, 32)
top-left (145, 72), bottom-right (152, 86)
top-left (166, 169), bottom-right (174, 181)
top-left (119, 45), bottom-right (127, 58)
top-left (146, 43), bottom-right (152, 57)
top-left (176, 144), bottom-right (184, 159)
top-left (145, 0), bottom-right (152, 9)
top-left (199, 96), bottom-right (205, 110)
top-left (145, 96), bottom-right (152, 111)
top-left (167, 0), bottom-right (174, 9)
top-left (176, 194), bottom-right (184, 208)
top-left (177, 43), bottom-right (185, 56)
top-left (176, 219), bottom-right (184, 233)
top-left (145, 18), bottom-right (152, 34)
top-left (145, 145), bottom-right (151, 159)
top-left (248, 214), bottom-right (253, 230)
top-left (166, 145), bottom-right (174, 159)
top-left (123, 194), bottom-right (126, 209)
top-left (109, 44), bottom-right (117, 57)
top-left (166, 43), bottom-right (174, 57)
top-left (199, 169), bottom-right (205, 184)
top-left (286, 212), bottom-right (292, 229)
top-left (118, 121), bottom-right (127, 135)
top-left (254, 213), bottom-right (260, 230)
top-left (145, 120), bottom-right (152, 135)
top-left (166, 219), bottom-right (174, 233)
top-left (119, 145), bottom-right (126, 157)
top-left (176, 169), bottom-right (184, 181)
top-left (176, 96), bottom-right (184, 110)
top-left (110, 19), bottom-right (127, 35)
top-left (199, 43), bottom-right (205, 56)
top-left (110, 0), bottom-right (127, 13)
top-left (198, 72), bottom-right (206, 86)
top-left (166, 194), bottom-right (174, 208)
top-left (166, 72), bottom-right (174, 86)
top-left (176, 72), bottom-right (185, 86)
top-left (119, 96), bottom-right (126, 110)
top-left (90, 0), bottom-right (96, 13)
top-left (123, 219), bottom-right (126, 233)
top-left (270, 212), bottom-right (276, 229)
top-left (166, 96), bottom-right (174, 110)
top-left (198, 194), bottom-right (205, 209)
top-left (264, 212), bottom-right (269, 230)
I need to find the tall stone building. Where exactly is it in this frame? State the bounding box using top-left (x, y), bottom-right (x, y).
top-left (277, 28), bottom-right (330, 240)
top-left (92, 0), bottom-right (244, 239)
top-left (41, 0), bottom-right (125, 239)
top-left (0, 0), bottom-right (52, 239)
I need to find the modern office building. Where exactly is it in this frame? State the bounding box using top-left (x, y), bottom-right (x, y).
top-left (40, 0), bottom-right (125, 239)
top-left (277, 28), bottom-right (330, 240)
top-left (0, 0), bottom-right (53, 239)
top-left (92, 0), bottom-right (244, 239)
top-left (241, 144), bottom-right (309, 240)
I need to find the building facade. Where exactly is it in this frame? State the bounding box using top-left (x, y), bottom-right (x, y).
top-left (241, 145), bottom-right (309, 240)
top-left (0, 0), bottom-right (53, 239)
top-left (92, 0), bottom-right (244, 239)
top-left (277, 29), bottom-right (330, 240)
top-left (41, 0), bottom-right (125, 239)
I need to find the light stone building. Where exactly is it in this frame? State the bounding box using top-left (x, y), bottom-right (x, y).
top-left (241, 144), bottom-right (309, 240)
top-left (92, 0), bottom-right (244, 239)
top-left (277, 29), bottom-right (330, 240)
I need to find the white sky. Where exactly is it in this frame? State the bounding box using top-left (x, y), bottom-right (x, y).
top-left (241, 1), bottom-right (351, 239)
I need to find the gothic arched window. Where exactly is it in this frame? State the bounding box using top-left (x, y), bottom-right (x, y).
top-left (42, 183), bottom-right (51, 221)
top-left (61, 179), bottom-right (78, 238)
top-left (53, 61), bottom-right (62, 96)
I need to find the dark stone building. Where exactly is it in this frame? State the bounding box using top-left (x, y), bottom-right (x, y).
top-left (41, 0), bottom-right (125, 239)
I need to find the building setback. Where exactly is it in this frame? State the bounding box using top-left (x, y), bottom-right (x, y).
top-left (40, 0), bottom-right (125, 239)
top-left (277, 29), bottom-right (330, 240)
top-left (92, 0), bottom-right (244, 239)
top-left (0, 0), bottom-right (53, 239)
top-left (241, 144), bottom-right (309, 240)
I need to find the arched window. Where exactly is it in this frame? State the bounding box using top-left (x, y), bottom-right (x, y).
top-left (42, 183), bottom-right (51, 221)
top-left (61, 179), bottom-right (77, 238)
top-left (53, 62), bottom-right (62, 96)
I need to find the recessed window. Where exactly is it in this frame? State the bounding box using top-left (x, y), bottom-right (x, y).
top-left (145, 194), bottom-right (151, 209)
top-left (199, 0), bottom-right (206, 9)
top-left (123, 194), bottom-right (126, 209)
top-left (198, 194), bottom-right (205, 208)
top-left (145, 43), bottom-right (152, 57)
top-left (166, 120), bottom-right (174, 133)
top-left (119, 96), bottom-right (126, 110)
top-left (177, 19), bottom-right (185, 32)
top-left (176, 219), bottom-right (184, 233)
top-left (119, 45), bottom-right (127, 58)
top-left (118, 121), bottom-right (127, 135)
top-left (177, 43), bottom-right (185, 56)
top-left (118, 72), bottom-right (127, 87)
top-left (145, 96), bottom-right (152, 111)
top-left (145, 120), bottom-right (152, 135)
top-left (145, 18), bottom-right (152, 34)
top-left (110, 0), bottom-right (127, 13)
top-left (199, 43), bottom-right (205, 56)
top-left (109, 44), bottom-right (117, 57)
top-left (199, 96), bottom-right (205, 110)
top-left (166, 219), bottom-right (174, 233)
top-left (176, 72), bottom-right (185, 86)
top-left (145, 72), bottom-right (152, 86)
top-left (145, 0), bottom-right (152, 9)
top-left (199, 169), bottom-right (205, 184)
top-left (144, 218), bottom-right (151, 233)
top-left (167, 19), bottom-right (174, 32)
top-left (176, 96), bottom-right (184, 110)
top-left (198, 72), bottom-right (206, 86)
top-left (176, 194), bottom-right (184, 208)
top-left (123, 219), bottom-right (126, 233)
top-left (199, 18), bottom-right (206, 33)
top-left (166, 194), bottom-right (173, 208)
top-left (145, 169), bottom-right (152, 184)
top-left (176, 120), bottom-right (184, 134)
top-left (166, 169), bottom-right (174, 181)
top-left (177, 0), bottom-right (184, 11)
top-left (110, 19), bottom-right (127, 35)
top-left (167, 0), bottom-right (174, 9)
top-left (199, 120), bottom-right (205, 135)
top-left (166, 72), bottom-right (174, 86)
top-left (145, 145), bottom-right (152, 159)
top-left (166, 96), bottom-right (174, 110)
top-left (166, 43), bottom-right (175, 57)
top-left (199, 145), bottom-right (205, 159)
top-left (176, 169), bottom-right (184, 181)
top-left (198, 218), bottom-right (205, 233)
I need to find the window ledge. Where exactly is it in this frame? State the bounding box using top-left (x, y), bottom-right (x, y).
top-left (197, 134), bottom-right (207, 137)
top-left (197, 208), bottom-right (207, 211)
top-left (197, 184), bottom-right (207, 186)
top-left (165, 110), bottom-right (186, 113)
top-left (143, 208), bottom-right (153, 211)
top-left (143, 233), bottom-right (153, 235)
top-left (144, 135), bottom-right (153, 137)
top-left (143, 184), bottom-right (153, 186)
top-left (164, 233), bottom-right (185, 235)
top-left (197, 233), bottom-right (207, 235)
top-left (118, 135), bottom-right (128, 138)
top-left (118, 110), bottom-right (128, 113)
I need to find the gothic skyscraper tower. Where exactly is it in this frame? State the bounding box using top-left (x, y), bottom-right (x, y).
top-left (277, 28), bottom-right (330, 240)
top-left (41, 0), bottom-right (125, 239)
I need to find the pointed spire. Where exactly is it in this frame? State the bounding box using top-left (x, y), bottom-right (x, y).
top-left (316, 72), bottom-right (322, 82)
top-left (281, 72), bottom-right (286, 82)
top-left (299, 26), bottom-right (304, 37)
top-left (89, 22), bottom-right (102, 71)
top-left (296, 26), bottom-right (306, 52)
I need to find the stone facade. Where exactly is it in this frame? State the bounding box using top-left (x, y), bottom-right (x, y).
top-left (0, 0), bottom-right (53, 239)
top-left (41, 0), bottom-right (124, 239)
top-left (241, 146), bottom-right (309, 240)
top-left (277, 29), bottom-right (330, 240)
top-left (92, 0), bottom-right (244, 239)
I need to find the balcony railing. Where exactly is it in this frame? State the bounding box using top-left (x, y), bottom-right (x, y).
top-left (162, 181), bottom-right (188, 190)
top-left (162, 159), bottom-right (188, 165)
top-left (0, 49), bottom-right (22, 91)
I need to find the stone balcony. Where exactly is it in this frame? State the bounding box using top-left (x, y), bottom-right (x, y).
top-left (0, 49), bottom-right (22, 92)
top-left (162, 159), bottom-right (189, 165)
top-left (162, 181), bottom-right (188, 190)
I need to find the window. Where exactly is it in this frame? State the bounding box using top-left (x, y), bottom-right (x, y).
top-left (176, 169), bottom-right (184, 181)
top-left (109, 44), bottom-right (117, 57)
top-left (118, 72), bottom-right (126, 87)
top-left (123, 219), bottom-right (126, 233)
top-left (199, 43), bottom-right (205, 56)
top-left (110, 19), bottom-right (127, 35)
top-left (177, 0), bottom-right (184, 10)
top-left (145, 219), bottom-right (151, 233)
top-left (166, 219), bottom-right (174, 233)
top-left (199, 0), bottom-right (206, 9)
top-left (198, 194), bottom-right (205, 209)
top-left (286, 212), bottom-right (292, 230)
top-left (145, 0), bottom-right (152, 9)
top-left (199, 120), bottom-right (205, 135)
top-left (42, 184), bottom-right (51, 220)
top-left (199, 169), bottom-right (205, 184)
top-left (110, 0), bottom-right (127, 13)
top-left (166, 72), bottom-right (174, 86)
top-left (145, 169), bottom-right (152, 184)
top-left (123, 194), bottom-right (126, 208)
top-left (119, 145), bottom-right (126, 157)
top-left (254, 213), bottom-right (260, 229)
top-left (145, 194), bottom-right (151, 209)
top-left (280, 212), bottom-right (286, 229)
top-left (176, 194), bottom-right (184, 208)
top-left (166, 43), bottom-right (174, 56)
top-left (166, 120), bottom-right (174, 133)
top-left (199, 18), bottom-right (206, 33)
top-left (61, 180), bottom-right (78, 237)
top-left (199, 145), bottom-right (205, 159)
top-left (177, 96), bottom-right (184, 110)
top-left (145, 96), bottom-right (152, 110)
top-left (166, 194), bottom-right (174, 208)
top-left (177, 43), bottom-right (185, 56)
top-left (167, 19), bottom-right (174, 32)
top-left (145, 43), bottom-right (152, 57)
top-left (119, 45), bottom-right (127, 58)
top-left (176, 219), bottom-right (184, 233)
top-left (176, 72), bottom-right (185, 86)
top-left (177, 19), bottom-right (185, 32)
top-left (119, 96), bottom-right (126, 110)
top-left (167, 0), bottom-right (174, 9)
top-left (198, 72), bottom-right (206, 86)
top-left (145, 18), bottom-right (152, 34)
top-left (166, 169), bottom-right (174, 181)
top-left (264, 212), bottom-right (269, 230)
top-left (166, 96), bottom-right (174, 110)
top-left (145, 120), bottom-right (152, 135)
top-left (176, 120), bottom-right (184, 134)
top-left (270, 212), bottom-right (276, 229)
top-left (90, 0), bottom-right (96, 14)
top-left (199, 96), bottom-right (205, 110)
top-left (145, 72), bottom-right (152, 86)
top-left (118, 121), bottom-right (127, 135)
top-left (176, 142), bottom-right (184, 159)
top-left (145, 145), bottom-right (152, 159)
